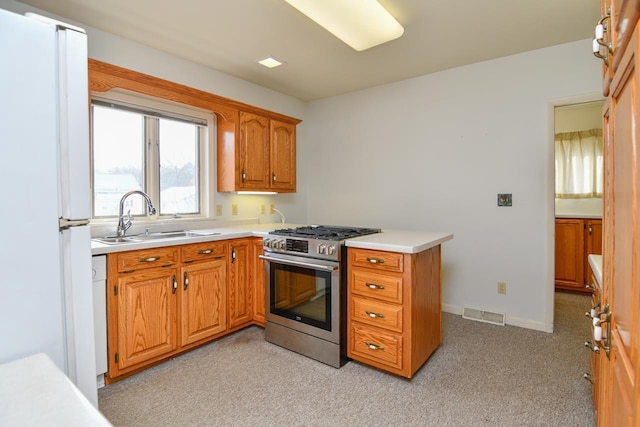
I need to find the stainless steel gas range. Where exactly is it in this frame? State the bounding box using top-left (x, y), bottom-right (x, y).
top-left (260, 225), bottom-right (381, 367)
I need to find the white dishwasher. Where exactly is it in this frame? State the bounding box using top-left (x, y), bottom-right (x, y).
top-left (91, 255), bottom-right (107, 388)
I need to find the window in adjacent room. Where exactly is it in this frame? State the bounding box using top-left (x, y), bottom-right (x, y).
top-left (554, 129), bottom-right (603, 198)
top-left (91, 92), bottom-right (213, 219)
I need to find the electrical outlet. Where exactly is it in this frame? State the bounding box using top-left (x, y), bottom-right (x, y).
top-left (498, 281), bottom-right (507, 294)
top-left (216, 204), bottom-right (222, 216)
top-left (260, 204), bottom-right (266, 214)
top-left (232, 204), bottom-right (238, 216)
top-left (270, 204), bottom-right (275, 214)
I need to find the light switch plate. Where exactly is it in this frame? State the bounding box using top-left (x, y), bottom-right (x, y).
top-left (497, 193), bottom-right (512, 207)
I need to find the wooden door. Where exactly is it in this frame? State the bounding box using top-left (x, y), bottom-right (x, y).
top-left (228, 239), bottom-right (253, 328)
top-left (239, 111), bottom-right (270, 190)
top-left (181, 259), bottom-right (227, 346)
top-left (555, 218), bottom-right (585, 291)
top-left (115, 267), bottom-right (178, 370)
top-left (270, 119), bottom-right (296, 192)
top-left (599, 22), bottom-right (640, 427)
top-left (251, 238), bottom-right (266, 325)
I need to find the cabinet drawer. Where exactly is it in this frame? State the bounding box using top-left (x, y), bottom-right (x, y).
top-left (351, 296), bottom-right (403, 333)
top-left (350, 248), bottom-right (403, 273)
top-left (350, 323), bottom-right (402, 370)
top-left (181, 241), bottom-right (227, 263)
top-left (116, 247), bottom-right (179, 272)
top-left (351, 268), bottom-right (402, 304)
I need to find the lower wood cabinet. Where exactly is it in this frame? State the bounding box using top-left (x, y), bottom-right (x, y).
top-left (555, 218), bottom-right (602, 293)
top-left (181, 247), bottom-right (227, 346)
top-left (251, 238), bottom-right (266, 326)
top-left (106, 238), bottom-right (267, 382)
top-left (228, 238), bottom-right (253, 329)
top-left (347, 246), bottom-right (442, 378)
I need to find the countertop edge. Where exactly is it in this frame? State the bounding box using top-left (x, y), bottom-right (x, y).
top-left (588, 254), bottom-right (603, 288)
top-left (92, 226), bottom-right (454, 255)
top-left (345, 231), bottom-right (454, 254)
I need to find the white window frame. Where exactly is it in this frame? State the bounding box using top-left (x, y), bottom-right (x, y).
top-left (90, 90), bottom-right (216, 224)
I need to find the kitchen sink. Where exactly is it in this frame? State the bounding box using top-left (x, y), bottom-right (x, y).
top-left (93, 230), bottom-right (221, 245)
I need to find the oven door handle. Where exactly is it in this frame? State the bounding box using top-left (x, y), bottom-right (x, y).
top-left (259, 254), bottom-right (339, 272)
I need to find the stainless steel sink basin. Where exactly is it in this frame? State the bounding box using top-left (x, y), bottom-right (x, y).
top-left (93, 230), bottom-right (221, 245)
top-left (93, 236), bottom-right (135, 245)
top-left (129, 231), bottom-right (190, 241)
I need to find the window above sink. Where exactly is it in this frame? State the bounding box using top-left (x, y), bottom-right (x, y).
top-left (90, 90), bottom-right (215, 222)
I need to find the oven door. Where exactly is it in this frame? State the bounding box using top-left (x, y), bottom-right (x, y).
top-left (261, 252), bottom-right (340, 344)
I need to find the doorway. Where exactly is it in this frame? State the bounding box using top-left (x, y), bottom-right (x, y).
top-left (553, 100), bottom-right (604, 295)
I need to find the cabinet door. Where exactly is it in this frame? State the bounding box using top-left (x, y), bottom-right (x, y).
top-left (239, 112), bottom-right (270, 190)
top-left (228, 239), bottom-right (253, 328)
top-left (554, 219), bottom-right (585, 290)
top-left (599, 24), bottom-right (640, 426)
top-left (181, 258), bottom-right (227, 346)
top-left (251, 238), bottom-right (266, 325)
top-left (270, 119), bottom-right (296, 192)
top-left (115, 267), bottom-right (178, 370)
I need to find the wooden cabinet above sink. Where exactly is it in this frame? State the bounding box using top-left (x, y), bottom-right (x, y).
top-left (217, 111), bottom-right (298, 193)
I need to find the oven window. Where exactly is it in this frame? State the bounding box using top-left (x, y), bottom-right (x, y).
top-left (270, 263), bottom-right (332, 331)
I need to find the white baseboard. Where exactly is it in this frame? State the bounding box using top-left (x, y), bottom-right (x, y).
top-left (442, 303), bottom-right (553, 333)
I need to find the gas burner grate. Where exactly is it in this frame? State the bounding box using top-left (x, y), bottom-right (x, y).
top-left (270, 225), bottom-right (380, 241)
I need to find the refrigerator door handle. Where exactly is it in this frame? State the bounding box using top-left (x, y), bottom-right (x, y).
top-left (58, 218), bottom-right (90, 231)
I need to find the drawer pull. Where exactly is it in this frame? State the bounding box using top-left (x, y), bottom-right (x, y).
top-left (198, 249), bottom-right (213, 255)
top-left (366, 310), bottom-right (385, 319)
top-left (365, 341), bottom-right (384, 351)
top-left (139, 256), bottom-right (160, 263)
top-left (366, 283), bottom-right (385, 290)
top-left (366, 257), bottom-right (385, 264)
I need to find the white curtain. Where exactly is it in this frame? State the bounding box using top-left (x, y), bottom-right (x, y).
top-left (555, 129), bottom-right (603, 198)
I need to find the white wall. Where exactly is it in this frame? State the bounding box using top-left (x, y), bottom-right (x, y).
top-left (303, 40), bottom-right (602, 331)
top-left (0, 0), bottom-right (310, 226)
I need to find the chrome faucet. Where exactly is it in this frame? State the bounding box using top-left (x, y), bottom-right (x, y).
top-left (116, 190), bottom-right (157, 236)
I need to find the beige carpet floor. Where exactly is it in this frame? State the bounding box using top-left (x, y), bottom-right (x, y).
top-left (98, 292), bottom-right (595, 426)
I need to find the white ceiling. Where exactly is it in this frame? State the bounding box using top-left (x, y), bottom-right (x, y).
top-left (16, 0), bottom-right (600, 101)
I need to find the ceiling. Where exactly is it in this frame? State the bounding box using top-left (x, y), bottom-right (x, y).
top-left (16, 0), bottom-right (600, 102)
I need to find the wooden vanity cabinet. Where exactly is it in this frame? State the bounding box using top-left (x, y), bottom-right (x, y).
top-left (554, 218), bottom-right (602, 293)
top-left (347, 246), bottom-right (442, 378)
top-left (217, 111), bottom-right (297, 193)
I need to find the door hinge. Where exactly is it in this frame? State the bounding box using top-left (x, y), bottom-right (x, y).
top-left (114, 352), bottom-right (119, 364)
top-left (113, 285), bottom-right (118, 296)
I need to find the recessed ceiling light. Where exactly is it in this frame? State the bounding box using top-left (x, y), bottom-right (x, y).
top-left (258, 57), bottom-right (285, 68)
top-left (284, 0), bottom-right (404, 51)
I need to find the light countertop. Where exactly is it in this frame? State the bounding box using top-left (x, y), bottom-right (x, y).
top-left (588, 254), bottom-right (603, 287)
top-left (555, 214), bottom-right (602, 219)
top-left (345, 230), bottom-right (453, 253)
top-left (92, 224), bottom-right (453, 255)
top-left (0, 353), bottom-right (111, 426)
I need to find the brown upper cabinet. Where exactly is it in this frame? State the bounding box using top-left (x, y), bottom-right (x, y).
top-left (217, 112), bottom-right (297, 193)
top-left (88, 59), bottom-right (300, 194)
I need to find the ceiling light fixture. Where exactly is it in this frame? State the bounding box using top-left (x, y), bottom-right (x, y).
top-left (258, 56), bottom-right (285, 68)
top-left (284, 0), bottom-right (404, 51)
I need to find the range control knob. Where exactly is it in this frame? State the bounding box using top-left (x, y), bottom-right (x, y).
top-left (278, 240), bottom-right (286, 249)
top-left (263, 239), bottom-right (271, 248)
top-left (327, 245), bottom-right (336, 255)
top-left (318, 244), bottom-right (327, 255)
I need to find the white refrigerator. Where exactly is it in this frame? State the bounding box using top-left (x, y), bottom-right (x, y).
top-left (0, 8), bottom-right (98, 407)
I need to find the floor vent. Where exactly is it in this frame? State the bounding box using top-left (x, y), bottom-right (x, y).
top-left (462, 306), bottom-right (506, 326)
